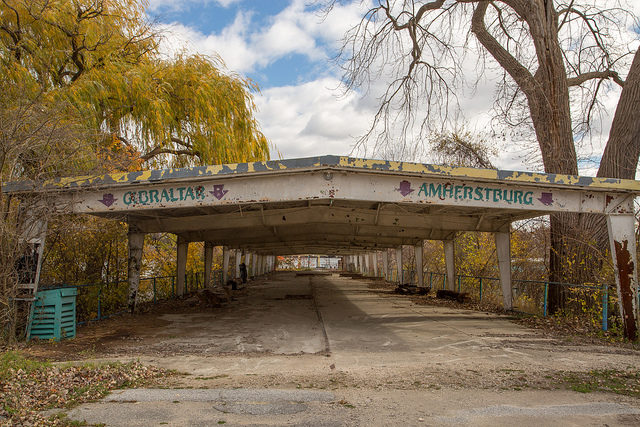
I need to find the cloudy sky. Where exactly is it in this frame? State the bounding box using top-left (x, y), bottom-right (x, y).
top-left (147, 0), bottom-right (638, 175)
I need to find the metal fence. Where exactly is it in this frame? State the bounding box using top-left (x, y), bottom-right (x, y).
top-left (384, 269), bottom-right (611, 331)
top-left (46, 267), bottom-right (617, 332)
top-left (42, 270), bottom-right (222, 324)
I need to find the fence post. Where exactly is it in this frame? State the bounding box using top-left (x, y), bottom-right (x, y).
top-left (153, 278), bottom-right (157, 304)
top-left (479, 278), bottom-right (483, 301)
top-left (429, 272), bottom-right (433, 289)
top-left (457, 275), bottom-right (461, 292)
top-left (171, 276), bottom-right (175, 297)
top-left (543, 282), bottom-right (548, 317)
top-left (442, 275), bottom-right (446, 290)
top-left (602, 285), bottom-right (608, 332)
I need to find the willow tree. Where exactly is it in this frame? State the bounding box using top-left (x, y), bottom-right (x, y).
top-left (0, 0), bottom-right (269, 168)
top-left (332, 0), bottom-right (640, 317)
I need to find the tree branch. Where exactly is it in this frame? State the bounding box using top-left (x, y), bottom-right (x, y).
top-left (471, 1), bottom-right (535, 95)
top-left (567, 70), bottom-right (624, 87)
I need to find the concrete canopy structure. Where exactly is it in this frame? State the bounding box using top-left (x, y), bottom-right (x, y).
top-left (4, 155), bottom-right (639, 339)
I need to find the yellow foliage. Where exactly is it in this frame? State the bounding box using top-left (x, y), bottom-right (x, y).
top-left (0, 0), bottom-right (270, 168)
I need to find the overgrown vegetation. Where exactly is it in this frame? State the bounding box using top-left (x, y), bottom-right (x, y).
top-left (0, 350), bottom-right (169, 425)
top-left (0, 0), bottom-right (270, 344)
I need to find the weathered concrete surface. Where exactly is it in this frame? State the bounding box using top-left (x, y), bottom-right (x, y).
top-left (62, 272), bottom-right (640, 426)
top-left (66, 388), bottom-right (640, 426)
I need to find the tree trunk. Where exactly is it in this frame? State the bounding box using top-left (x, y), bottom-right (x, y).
top-left (598, 47), bottom-right (640, 181)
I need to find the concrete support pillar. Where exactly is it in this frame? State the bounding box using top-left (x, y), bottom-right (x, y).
top-left (372, 252), bottom-right (378, 277)
top-left (235, 250), bottom-right (242, 280)
top-left (204, 242), bottom-right (214, 288)
top-left (364, 253), bottom-right (370, 276)
top-left (607, 214), bottom-right (639, 340)
top-left (222, 246), bottom-right (230, 285)
top-left (444, 239), bottom-right (456, 291)
top-left (495, 232), bottom-right (513, 310)
top-left (395, 247), bottom-right (403, 284)
top-left (246, 252), bottom-right (253, 277)
top-left (252, 253), bottom-right (258, 277)
top-left (382, 250), bottom-right (389, 281)
top-left (127, 227), bottom-right (144, 313)
top-left (176, 237), bottom-right (188, 296)
top-left (415, 242), bottom-right (424, 287)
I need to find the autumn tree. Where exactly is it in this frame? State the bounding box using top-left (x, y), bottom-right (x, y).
top-left (0, 0), bottom-right (270, 341)
top-left (331, 0), bottom-right (640, 317)
top-left (0, 0), bottom-right (269, 167)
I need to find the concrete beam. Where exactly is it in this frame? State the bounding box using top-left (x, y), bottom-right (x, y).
top-left (57, 168), bottom-right (633, 217)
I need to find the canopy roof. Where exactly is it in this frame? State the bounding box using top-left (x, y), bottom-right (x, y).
top-left (4, 155), bottom-right (638, 255)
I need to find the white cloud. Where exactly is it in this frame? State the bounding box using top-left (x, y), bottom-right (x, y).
top-left (155, 0), bottom-right (372, 74)
top-left (255, 78), bottom-right (373, 159)
top-left (154, 0), bottom-right (638, 176)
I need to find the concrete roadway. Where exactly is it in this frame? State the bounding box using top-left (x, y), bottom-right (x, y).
top-left (66, 272), bottom-right (640, 426)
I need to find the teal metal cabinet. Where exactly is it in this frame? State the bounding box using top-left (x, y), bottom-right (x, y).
top-left (28, 288), bottom-right (77, 341)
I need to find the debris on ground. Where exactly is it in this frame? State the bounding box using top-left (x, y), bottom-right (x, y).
top-left (436, 289), bottom-right (470, 303)
top-left (394, 284), bottom-right (430, 295)
top-left (0, 350), bottom-right (171, 426)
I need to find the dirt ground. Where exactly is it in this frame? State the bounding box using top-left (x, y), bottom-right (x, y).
top-left (22, 272), bottom-right (640, 426)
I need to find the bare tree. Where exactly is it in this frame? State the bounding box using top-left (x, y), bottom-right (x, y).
top-left (331, 0), bottom-right (640, 321)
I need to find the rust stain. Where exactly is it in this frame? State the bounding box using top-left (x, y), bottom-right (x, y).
top-left (614, 239), bottom-right (638, 341)
top-left (606, 195), bottom-right (614, 206)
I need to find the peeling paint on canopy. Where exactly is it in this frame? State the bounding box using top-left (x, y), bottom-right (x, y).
top-left (3, 155), bottom-right (640, 194)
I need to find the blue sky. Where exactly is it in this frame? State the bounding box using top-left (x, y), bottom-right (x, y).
top-left (147, 0), bottom-right (639, 175)
top-left (149, 0), bottom-right (375, 161)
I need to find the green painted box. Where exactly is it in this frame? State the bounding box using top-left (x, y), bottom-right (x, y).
top-left (28, 288), bottom-right (77, 341)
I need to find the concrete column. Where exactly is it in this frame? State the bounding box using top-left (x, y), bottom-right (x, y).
top-left (444, 240), bottom-right (456, 291)
top-left (235, 250), bottom-right (242, 280)
top-left (252, 253), bottom-right (258, 277)
top-left (176, 237), bottom-right (188, 296)
top-left (372, 252), bottom-right (378, 277)
top-left (245, 252), bottom-right (251, 277)
top-left (495, 232), bottom-right (513, 310)
top-left (364, 253), bottom-right (370, 276)
top-left (222, 246), bottom-right (230, 285)
top-left (395, 247), bottom-right (403, 284)
top-left (415, 242), bottom-right (424, 287)
top-left (204, 242), bottom-right (214, 288)
top-left (607, 214), bottom-right (639, 340)
top-left (382, 250), bottom-right (389, 281)
top-left (127, 227), bottom-right (144, 313)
